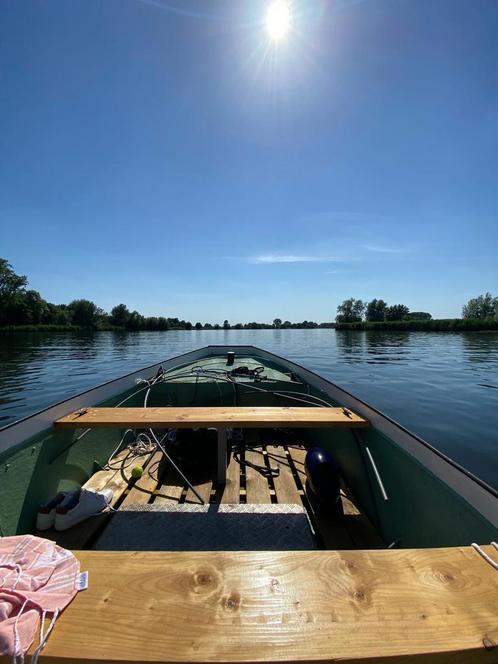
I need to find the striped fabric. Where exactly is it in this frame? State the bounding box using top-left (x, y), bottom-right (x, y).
top-left (0, 535), bottom-right (80, 662)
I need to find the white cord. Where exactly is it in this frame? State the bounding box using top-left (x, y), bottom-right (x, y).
top-left (471, 542), bottom-right (498, 571)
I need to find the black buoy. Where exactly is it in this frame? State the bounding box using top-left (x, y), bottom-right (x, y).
top-left (305, 447), bottom-right (342, 512)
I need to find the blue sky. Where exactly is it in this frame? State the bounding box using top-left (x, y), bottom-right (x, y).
top-left (1, 0), bottom-right (497, 322)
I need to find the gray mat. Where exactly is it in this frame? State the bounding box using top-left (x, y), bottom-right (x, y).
top-left (96, 503), bottom-right (316, 551)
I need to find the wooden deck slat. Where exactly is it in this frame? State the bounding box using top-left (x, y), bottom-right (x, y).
top-left (245, 449), bottom-right (272, 504)
top-left (220, 451), bottom-right (241, 504)
top-left (266, 445), bottom-right (302, 504)
top-left (120, 451), bottom-right (164, 507)
top-left (35, 547), bottom-right (498, 664)
top-left (154, 464), bottom-right (185, 504)
top-left (184, 477), bottom-right (213, 505)
top-left (55, 406), bottom-right (369, 429)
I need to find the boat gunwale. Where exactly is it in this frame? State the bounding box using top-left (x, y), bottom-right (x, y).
top-left (0, 344), bottom-right (496, 520)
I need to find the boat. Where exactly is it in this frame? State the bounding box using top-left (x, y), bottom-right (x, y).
top-left (0, 344), bottom-right (497, 663)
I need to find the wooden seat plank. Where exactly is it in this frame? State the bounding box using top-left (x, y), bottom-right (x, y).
top-left (55, 406), bottom-right (369, 429)
top-left (245, 449), bottom-right (272, 504)
top-left (266, 445), bottom-right (302, 504)
top-left (34, 547), bottom-right (498, 664)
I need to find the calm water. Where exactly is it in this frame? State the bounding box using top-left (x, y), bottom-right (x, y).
top-left (1, 329), bottom-right (497, 489)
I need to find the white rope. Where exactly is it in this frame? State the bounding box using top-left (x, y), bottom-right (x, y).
top-left (471, 542), bottom-right (498, 571)
top-left (31, 608), bottom-right (59, 664)
top-left (13, 598), bottom-right (29, 664)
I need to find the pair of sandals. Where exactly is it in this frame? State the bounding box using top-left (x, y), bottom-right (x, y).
top-left (36, 487), bottom-right (113, 531)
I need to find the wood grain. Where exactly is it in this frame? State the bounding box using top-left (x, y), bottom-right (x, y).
top-left (120, 451), bottom-right (164, 507)
top-left (31, 547), bottom-right (498, 664)
top-left (220, 451), bottom-right (241, 504)
top-left (245, 449), bottom-right (272, 504)
top-left (267, 445), bottom-right (302, 504)
top-left (154, 464), bottom-right (185, 504)
top-left (184, 477), bottom-right (213, 505)
top-left (55, 406), bottom-right (369, 429)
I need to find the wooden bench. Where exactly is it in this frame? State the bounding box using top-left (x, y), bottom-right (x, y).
top-left (55, 406), bottom-right (369, 483)
top-left (24, 546), bottom-right (498, 663)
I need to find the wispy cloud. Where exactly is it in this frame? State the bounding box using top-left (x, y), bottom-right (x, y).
top-left (245, 254), bottom-right (347, 264)
top-left (363, 244), bottom-right (406, 254)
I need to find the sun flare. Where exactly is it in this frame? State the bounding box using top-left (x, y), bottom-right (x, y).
top-left (266, 1), bottom-right (290, 42)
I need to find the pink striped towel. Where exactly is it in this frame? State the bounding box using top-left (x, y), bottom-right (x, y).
top-left (0, 535), bottom-right (80, 663)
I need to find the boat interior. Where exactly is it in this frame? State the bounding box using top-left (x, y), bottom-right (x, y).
top-left (38, 354), bottom-right (384, 552)
top-left (41, 431), bottom-right (384, 552)
top-left (17, 349), bottom-right (491, 553)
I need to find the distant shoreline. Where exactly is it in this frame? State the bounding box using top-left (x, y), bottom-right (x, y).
top-left (1, 319), bottom-right (497, 333)
top-left (334, 318), bottom-right (498, 331)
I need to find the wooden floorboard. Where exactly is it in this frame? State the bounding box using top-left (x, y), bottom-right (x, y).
top-left (220, 451), bottom-right (241, 504)
top-left (120, 451), bottom-right (164, 507)
top-left (245, 448), bottom-right (272, 504)
top-left (266, 445), bottom-right (302, 504)
top-left (44, 437), bottom-right (382, 552)
top-left (184, 476), bottom-right (213, 505)
top-left (154, 464), bottom-right (185, 504)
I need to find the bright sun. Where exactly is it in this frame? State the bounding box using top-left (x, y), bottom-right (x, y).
top-left (266, 1), bottom-right (290, 42)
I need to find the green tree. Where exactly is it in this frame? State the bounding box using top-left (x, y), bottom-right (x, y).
top-left (0, 258), bottom-right (29, 325)
top-left (366, 299), bottom-right (387, 322)
top-left (126, 311), bottom-right (145, 330)
top-left (0, 258), bottom-right (27, 296)
top-left (273, 318), bottom-right (282, 328)
top-left (156, 317), bottom-right (169, 331)
top-left (23, 290), bottom-right (47, 324)
top-left (195, 322), bottom-right (203, 330)
top-left (145, 316), bottom-right (159, 330)
top-left (68, 299), bottom-right (98, 327)
top-left (336, 298), bottom-right (365, 323)
top-left (110, 304), bottom-right (130, 328)
top-left (462, 292), bottom-right (497, 319)
top-left (223, 319), bottom-right (230, 329)
top-left (385, 304), bottom-right (410, 321)
top-left (406, 311), bottom-right (432, 320)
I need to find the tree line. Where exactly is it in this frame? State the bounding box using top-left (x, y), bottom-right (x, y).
top-left (0, 258), bottom-right (333, 331)
top-left (2, 258), bottom-right (496, 332)
top-left (335, 298), bottom-right (432, 323)
top-left (335, 294), bottom-right (498, 328)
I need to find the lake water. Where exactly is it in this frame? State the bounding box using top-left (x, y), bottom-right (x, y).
top-left (1, 329), bottom-right (497, 490)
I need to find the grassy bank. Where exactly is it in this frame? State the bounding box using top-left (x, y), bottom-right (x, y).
top-left (335, 318), bottom-right (498, 331)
